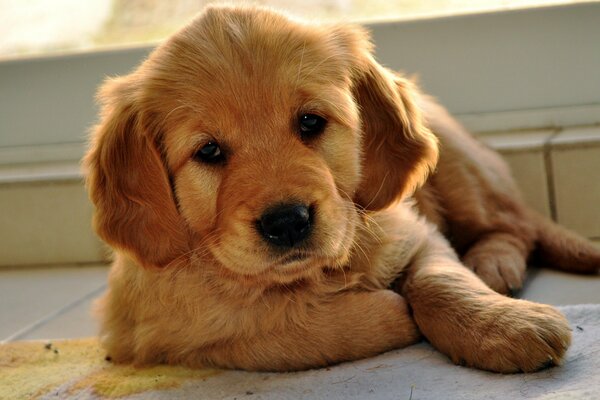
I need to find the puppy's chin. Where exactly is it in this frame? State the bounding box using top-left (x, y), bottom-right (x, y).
top-left (209, 211), bottom-right (358, 285)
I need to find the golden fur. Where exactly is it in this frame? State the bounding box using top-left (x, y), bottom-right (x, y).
top-left (84, 6), bottom-right (600, 373)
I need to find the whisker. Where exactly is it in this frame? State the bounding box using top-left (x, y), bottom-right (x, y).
top-left (362, 171), bottom-right (390, 211)
top-left (164, 230), bottom-right (221, 270)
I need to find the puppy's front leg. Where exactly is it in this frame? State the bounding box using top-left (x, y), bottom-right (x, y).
top-left (197, 290), bottom-right (420, 371)
top-left (403, 234), bottom-right (571, 373)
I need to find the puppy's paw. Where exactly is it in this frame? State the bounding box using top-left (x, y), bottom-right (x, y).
top-left (462, 248), bottom-right (526, 295)
top-left (454, 300), bottom-right (571, 373)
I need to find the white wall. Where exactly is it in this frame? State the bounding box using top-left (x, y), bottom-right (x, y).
top-left (1, 3), bottom-right (599, 164)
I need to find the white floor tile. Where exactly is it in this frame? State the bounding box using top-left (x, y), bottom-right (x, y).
top-left (19, 293), bottom-right (101, 340)
top-left (0, 264), bottom-right (108, 341)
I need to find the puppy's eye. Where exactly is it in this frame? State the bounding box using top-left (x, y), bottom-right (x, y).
top-left (194, 141), bottom-right (224, 164)
top-left (299, 114), bottom-right (327, 139)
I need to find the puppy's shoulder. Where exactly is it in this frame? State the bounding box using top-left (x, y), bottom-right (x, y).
top-left (352, 199), bottom-right (434, 288)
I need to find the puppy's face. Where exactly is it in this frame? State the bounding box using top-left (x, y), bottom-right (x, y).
top-left (85, 6), bottom-right (438, 284)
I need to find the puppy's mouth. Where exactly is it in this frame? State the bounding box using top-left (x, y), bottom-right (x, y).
top-left (268, 248), bottom-right (350, 273)
top-left (278, 252), bottom-right (311, 265)
top-left (269, 251), bottom-right (316, 270)
top-left (211, 208), bottom-right (357, 280)
top-left (265, 216), bottom-right (356, 272)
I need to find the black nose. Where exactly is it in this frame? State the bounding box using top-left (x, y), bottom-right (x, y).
top-left (258, 204), bottom-right (313, 248)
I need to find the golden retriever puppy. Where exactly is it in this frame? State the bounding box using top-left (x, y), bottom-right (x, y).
top-left (84, 5), bottom-right (600, 373)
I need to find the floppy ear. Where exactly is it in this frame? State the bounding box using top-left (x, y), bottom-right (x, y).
top-left (84, 77), bottom-right (189, 267)
top-left (338, 27), bottom-right (439, 210)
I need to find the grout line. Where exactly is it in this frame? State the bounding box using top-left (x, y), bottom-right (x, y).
top-left (1, 284), bottom-right (106, 343)
top-left (543, 129), bottom-right (561, 222)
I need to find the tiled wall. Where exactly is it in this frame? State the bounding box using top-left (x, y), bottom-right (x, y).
top-left (0, 178), bottom-right (107, 267)
top-left (481, 126), bottom-right (600, 242)
top-left (0, 126), bottom-right (598, 267)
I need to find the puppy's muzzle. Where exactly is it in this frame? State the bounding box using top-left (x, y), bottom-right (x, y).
top-left (258, 203), bottom-right (313, 248)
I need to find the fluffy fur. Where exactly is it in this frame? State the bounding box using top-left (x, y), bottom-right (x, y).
top-left (84, 5), bottom-right (600, 373)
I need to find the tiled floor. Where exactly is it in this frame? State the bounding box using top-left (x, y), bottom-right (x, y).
top-left (0, 264), bottom-right (108, 342)
top-left (0, 263), bottom-right (598, 343)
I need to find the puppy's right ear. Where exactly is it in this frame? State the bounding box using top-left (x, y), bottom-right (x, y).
top-left (84, 77), bottom-right (188, 267)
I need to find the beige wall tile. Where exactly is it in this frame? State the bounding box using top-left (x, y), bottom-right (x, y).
top-left (550, 128), bottom-right (600, 238)
top-left (480, 130), bottom-right (554, 218)
top-left (499, 150), bottom-right (551, 217)
top-left (0, 181), bottom-right (105, 267)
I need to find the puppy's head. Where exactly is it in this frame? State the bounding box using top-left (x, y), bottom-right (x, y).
top-left (85, 6), bottom-right (438, 283)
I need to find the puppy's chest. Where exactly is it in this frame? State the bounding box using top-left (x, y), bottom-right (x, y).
top-left (348, 206), bottom-right (430, 289)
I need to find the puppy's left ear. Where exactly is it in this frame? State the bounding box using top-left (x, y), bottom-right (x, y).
top-left (333, 26), bottom-right (439, 210)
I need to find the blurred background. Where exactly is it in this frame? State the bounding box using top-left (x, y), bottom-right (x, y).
top-left (0, 0), bottom-right (592, 59)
